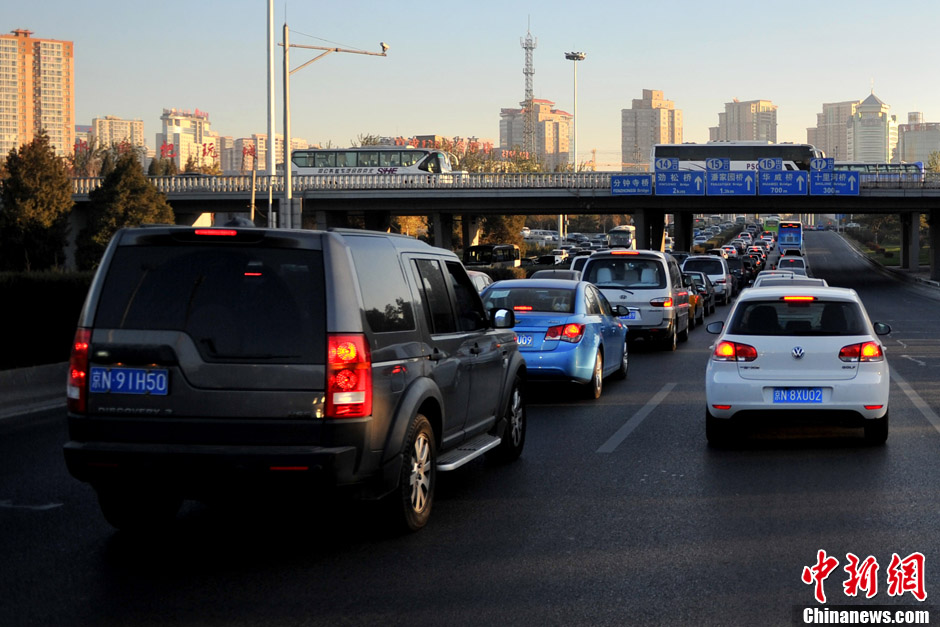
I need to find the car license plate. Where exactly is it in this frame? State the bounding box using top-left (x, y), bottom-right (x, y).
top-left (619, 310), bottom-right (640, 321)
top-left (89, 367), bottom-right (169, 396)
top-left (516, 334), bottom-right (533, 347)
top-left (772, 387), bottom-right (822, 404)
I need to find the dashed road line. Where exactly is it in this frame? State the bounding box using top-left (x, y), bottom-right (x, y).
top-left (597, 382), bottom-right (676, 453)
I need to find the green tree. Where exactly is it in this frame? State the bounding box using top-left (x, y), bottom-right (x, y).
top-left (76, 152), bottom-right (175, 269)
top-left (927, 151), bottom-right (940, 173)
top-left (0, 131), bottom-right (73, 270)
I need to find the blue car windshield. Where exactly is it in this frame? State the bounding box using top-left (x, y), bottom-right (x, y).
top-left (483, 287), bottom-right (575, 314)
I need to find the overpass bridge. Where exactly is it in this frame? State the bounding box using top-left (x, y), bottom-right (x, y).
top-left (70, 173), bottom-right (940, 278)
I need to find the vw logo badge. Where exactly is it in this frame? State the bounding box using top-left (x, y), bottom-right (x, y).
top-left (792, 346), bottom-right (805, 359)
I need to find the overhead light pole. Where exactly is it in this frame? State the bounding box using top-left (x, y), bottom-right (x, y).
top-left (280, 30), bottom-right (388, 228)
top-left (564, 51), bottom-right (586, 171)
top-left (563, 51), bottom-right (585, 243)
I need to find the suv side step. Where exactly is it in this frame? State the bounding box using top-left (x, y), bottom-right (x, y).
top-left (437, 434), bottom-right (501, 471)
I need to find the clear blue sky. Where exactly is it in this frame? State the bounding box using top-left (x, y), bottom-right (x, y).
top-left (9, 0), bottom-right (940, 168)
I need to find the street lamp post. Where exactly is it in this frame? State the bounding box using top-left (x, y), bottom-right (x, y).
top-left (280, 29), bottom-right (387, 228)
top-left (563, 51), bottom-right (585, 243)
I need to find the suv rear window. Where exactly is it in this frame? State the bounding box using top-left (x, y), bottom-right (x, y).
top-left (583, 257), bottom-right (666, 289)
top-left (94, 245), bottom-right (325, 363)
top-left (683, 259), bottom-right (723, 275)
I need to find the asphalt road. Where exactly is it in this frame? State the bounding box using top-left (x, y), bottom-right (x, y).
top-left (2, 231), bottom-right (938, 626)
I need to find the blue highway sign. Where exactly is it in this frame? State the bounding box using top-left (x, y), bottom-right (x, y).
top-left (611, 174), bottom-right (653, 195)
top-left (654, 158), bottom-right (679, 171)
top-left (706, 171), bottom-right (756, 196)
top-left (811, 158), bottom-right (834, 171)
top-left (655, 171), bottom-right (705, 196)
top-left (810, 171), bottom-right (860, 196)
top-left (758, 170), bottom-right (808, 196)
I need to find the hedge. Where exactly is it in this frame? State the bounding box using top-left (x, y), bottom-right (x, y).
top-left (1, 272), bottom-right (94, 370)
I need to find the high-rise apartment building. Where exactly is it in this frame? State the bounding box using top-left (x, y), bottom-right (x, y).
top-left (499, 99), bottom-right (572, 170)
top-left (710, 99), bottom-right (777, 142)
top-left (621, 89), bottom-right (682, 170)
top-left (92, 115), bottom-right (145, 149)
top-left (155, 108), bottom-right (221, 171)
top-left (846, 92), bottom-right (897, 163)
top-left (0, 29), bottom-right (75, 157)
top-left (897, 112), bottom-right (940, 164)
top-left (806, 100), bottom-right (858, 160)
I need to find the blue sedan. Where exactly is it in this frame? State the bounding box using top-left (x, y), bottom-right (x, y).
top-left (481, 279), bottom-right (629, 399)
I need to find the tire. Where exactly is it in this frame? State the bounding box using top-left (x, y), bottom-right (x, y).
top-left (864, 411), bottom-right (889, 445)
top-left (613, 340), bottom-right (629, 380)
top-left (585, 351), bottom-right (603, 399)
top-left (678, 315), bottom-right (690, 342)
top-left (661, 325), bottom-right (677, 352)
top-left (488, 376), bottom-right (526, 463)
top-left (95, 484), bottom-right (181, 531)
top-left (391, 414), bottom-right (437, 532)
top-left (688, 307), bottom-right (696, 330)
top-left (706, 409), bottom-right (735, 447)
top-left (697, 305), bottom-right (705, 326)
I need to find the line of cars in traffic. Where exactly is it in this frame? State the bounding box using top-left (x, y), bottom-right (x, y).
top-left (477, 237), bottom-right (892, 449)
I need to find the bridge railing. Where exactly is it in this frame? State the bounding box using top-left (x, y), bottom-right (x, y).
top-left (69, 171), bottom-right (940, 195)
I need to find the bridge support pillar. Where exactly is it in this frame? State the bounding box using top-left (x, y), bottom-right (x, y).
top-left (673, 212), bottom-right (693, 253)
top-left (900, 212), bottom-right (920, 271)
top-left (431, 212), bottom-right (454, 250)
top-left (364, 211), bottom-right (392, 232)
top-left (930, 210), bottom-right (940, 281)
top-left (462, 214), bottom-right (483, 249)
top-left (634, 208), bottom-right (665, 251)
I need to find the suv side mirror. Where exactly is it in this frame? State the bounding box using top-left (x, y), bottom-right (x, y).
top-left (491, 308), bottom-right (515, 329)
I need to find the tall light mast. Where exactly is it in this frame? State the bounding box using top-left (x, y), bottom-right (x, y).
top-left (520, 28), bottom-right (537, 156)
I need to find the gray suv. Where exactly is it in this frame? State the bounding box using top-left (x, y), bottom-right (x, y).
top-left (64, 227), bottom-right (527, 532)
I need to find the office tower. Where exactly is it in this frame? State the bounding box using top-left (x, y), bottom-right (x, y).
top-left (92, 116), bottom-right (145, 149)
top-left (0, 29), bottom-right (75, 157)
top-left (897, 112), bottom-right (940, 164)
top-left (711, 99), bottom-right (777, 142)
top-left (807, 101), bottom-right (859, 160)
top-left (499, 99), bottom-right (572, 170)
top-left (846, 92), bottom-right (898, 163)
top-left (621, 89), bottom-right (683, 170)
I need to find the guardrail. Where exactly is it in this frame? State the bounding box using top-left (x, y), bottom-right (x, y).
top-left (69, 171), bottom-right (940, 196)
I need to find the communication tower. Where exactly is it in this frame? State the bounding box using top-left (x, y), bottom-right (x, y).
top-left (520, 28), bottom-right (537, 155)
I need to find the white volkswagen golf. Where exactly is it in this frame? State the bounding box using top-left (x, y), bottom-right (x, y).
top-left (705, 285), bottom-right (891, 445)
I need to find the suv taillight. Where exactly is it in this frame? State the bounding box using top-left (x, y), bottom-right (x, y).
top-left (326, 334), bottom-right (372, 418)
top-left (67, 328), bottom-right (91, 414)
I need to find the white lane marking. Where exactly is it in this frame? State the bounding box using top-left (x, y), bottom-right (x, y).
top-left (895, 339), bottom-right (908, 349)
top-left (0, 500), bottom-right (63, 511)
top-left (597, 382), bottom-right (676, 453)
top-left (901, 355), bottom-right (926, 367)
top-left (893, 371), bottom-right (940, 436)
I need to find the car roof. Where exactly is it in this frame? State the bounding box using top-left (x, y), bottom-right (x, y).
top-left (752, 278), bottom-right (829, 288)
top-left (487, 278), bottom-right (584, 290)
top-left (734, 285), bottom-right (859, 303)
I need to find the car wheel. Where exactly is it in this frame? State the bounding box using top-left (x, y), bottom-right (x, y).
top-left (95, 484), bottom-right (181, 531)
top-left (706, 409), bottom-right (735, 447)
top-left (585, 351), bottom-right (603, 399)
top-left (864, 411), bottom-right (889, 445)
top-left (678, 316), bottom-right (690, 342)
top-left (391, 413), bottom-right (436, 531)
top-left (697, 306), bottom-right (705, 326)
top-left (688, 308), bottom-right (696, 330)
top-left (614, 341), bottom-right (629, 380)
top-left (661, 325), bottom-right (677, 352)
top-left (488, 376), bottom-right (526, 463)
